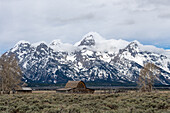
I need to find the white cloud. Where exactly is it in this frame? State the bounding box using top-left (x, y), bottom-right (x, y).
top-left (0, 0), bottom-right (170, 54)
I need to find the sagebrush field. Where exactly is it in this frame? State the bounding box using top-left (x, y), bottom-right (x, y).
top-left (0, 91), bottom-right (169, 113)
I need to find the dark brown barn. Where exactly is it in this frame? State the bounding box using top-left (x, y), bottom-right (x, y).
top-left (56, 81), bottom-right (94, 93)
top-left (15, 87), bottom-right (32, 94)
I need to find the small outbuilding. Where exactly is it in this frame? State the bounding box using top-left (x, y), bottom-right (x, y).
top-left (15, 87), bottom-right (32, 94)
top-left (56, 81), bottom-right (94, 93)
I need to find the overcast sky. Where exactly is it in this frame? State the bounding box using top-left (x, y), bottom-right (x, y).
top-left (0, 0), bottom-right (170, 55)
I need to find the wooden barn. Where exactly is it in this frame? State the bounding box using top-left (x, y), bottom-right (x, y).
top-left (56, 81), bottom-right (94, 93)
top-left (15, 87), bottom-right (32, 94)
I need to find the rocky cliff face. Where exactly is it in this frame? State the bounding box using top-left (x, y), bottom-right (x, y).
top-left (7, 32), bottom-right (170, 85)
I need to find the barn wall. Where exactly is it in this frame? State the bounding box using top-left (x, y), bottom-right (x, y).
top-left (67, 88), bottom-right (94, 94)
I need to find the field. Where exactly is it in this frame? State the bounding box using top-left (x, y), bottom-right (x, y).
top-left (0, 91), bottom-right (169, 113)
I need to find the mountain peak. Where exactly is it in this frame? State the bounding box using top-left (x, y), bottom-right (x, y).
top-left (118, 41), bottom-right (139, 58)
top-left (32, 41), bottom-right (47, 47)
top-left (75, 32), bottom-right (104, 46)
top-left (11, 40), bottom-right (31, 52)
top-left (50, 39), bottom-right (62, 46)
top-left (15, 40), bottom-right (30, 46)
top-left (84, 32), bottom-right (104, 41)
top-left (127, 42), bottom-right (139, 50)
top-left (126, 42), bottom-right (139, 54)
top-left (79, 34), bottom-right (95, 46)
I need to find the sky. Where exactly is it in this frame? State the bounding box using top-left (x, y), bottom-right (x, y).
top-left (0, 0), bottom-right (170, 55)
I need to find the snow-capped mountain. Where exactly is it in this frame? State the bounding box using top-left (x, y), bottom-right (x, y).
top-left (7, 32), bottom-right (170, 85)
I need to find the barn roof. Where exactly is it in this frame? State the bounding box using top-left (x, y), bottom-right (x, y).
top-left (65, 81), bottom-right (86, 88)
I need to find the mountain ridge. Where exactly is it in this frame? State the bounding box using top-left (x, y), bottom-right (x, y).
top-left (6, 32), bottom-right (170, 85)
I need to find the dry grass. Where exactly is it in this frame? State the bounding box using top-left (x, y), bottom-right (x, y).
top-left (32, 90), bottom-right (56, 94)
top-left (0, 91), bottom-right (169, 113)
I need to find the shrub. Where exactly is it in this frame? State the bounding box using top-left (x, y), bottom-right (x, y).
top-left (0, 106), bottom-right (7, 111)
top-left (0, 92), bottom-right (169, 113)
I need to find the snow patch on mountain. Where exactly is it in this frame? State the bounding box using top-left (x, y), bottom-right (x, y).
top-left (11, 40), bottom-right (30, 52)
